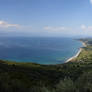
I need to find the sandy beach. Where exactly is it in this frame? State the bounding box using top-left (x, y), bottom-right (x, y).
top-left (65, 41), bottom-right (86, 63)
top-left (65, 48), bottom-right (82, 63)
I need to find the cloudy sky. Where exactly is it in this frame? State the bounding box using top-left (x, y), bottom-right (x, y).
top-left (0, 0), bottom-right (92, 37)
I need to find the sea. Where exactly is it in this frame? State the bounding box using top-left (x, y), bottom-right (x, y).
top-left (0, 37), bottom-right (82, 65)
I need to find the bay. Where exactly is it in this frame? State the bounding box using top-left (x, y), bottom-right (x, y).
top-left (0, 37), bottom-right (82, 64)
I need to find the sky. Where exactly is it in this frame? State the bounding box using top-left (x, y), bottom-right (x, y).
top-left (0, 0), bottom-right (92, 37)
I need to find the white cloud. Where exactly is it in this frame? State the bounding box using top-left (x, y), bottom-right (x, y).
top-left (0, 20), bottom-right (20, 28)
top-left (90, 0), bottom-right (92, 4)
top-left (81, 24), bottom-right (92, 31)
top-left (44, 26), bottom-right (66, 31)
top-left (88, 26), bottom-right (92, 30)
top-left (81, 24), bottom-right (86, 30)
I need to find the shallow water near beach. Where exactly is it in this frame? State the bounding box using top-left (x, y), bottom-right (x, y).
top-left (0, 37), bottom-right (82, 64)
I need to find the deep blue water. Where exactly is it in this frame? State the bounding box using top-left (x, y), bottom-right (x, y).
top-left (0, 37), bottom-right (82, 64)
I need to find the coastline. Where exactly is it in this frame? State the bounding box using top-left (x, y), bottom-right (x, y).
top-left (65, 41), bottom-right (86, 63)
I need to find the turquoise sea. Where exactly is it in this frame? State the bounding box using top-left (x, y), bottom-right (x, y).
top-left (0, 37), bottom-right (82, 64)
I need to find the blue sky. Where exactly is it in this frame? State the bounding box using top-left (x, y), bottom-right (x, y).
top-left (0, 0), bottom-right (92, 37)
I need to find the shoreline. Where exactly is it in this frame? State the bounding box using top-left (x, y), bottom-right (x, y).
top-left (65, 41), bottom-right (86, 63)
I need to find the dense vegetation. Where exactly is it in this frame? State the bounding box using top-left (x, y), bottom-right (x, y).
top-left (0, 38), bottom-right (92, 92)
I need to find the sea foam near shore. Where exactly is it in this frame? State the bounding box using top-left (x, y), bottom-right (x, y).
top-left (66, 48), bottom-right (82, 63)
top-left (66, 41), bottom-right (86, 63)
